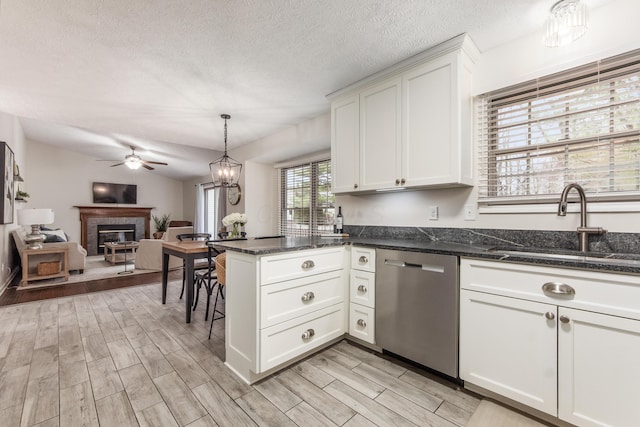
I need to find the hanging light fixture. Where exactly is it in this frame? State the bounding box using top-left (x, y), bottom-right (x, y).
top-left (544, 0), bottom-right (589, 47)
top-left (209, 114), bottom-right (242, 187)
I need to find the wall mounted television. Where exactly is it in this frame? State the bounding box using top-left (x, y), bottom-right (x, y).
top-left (92, 182), bottom-right (137, 204)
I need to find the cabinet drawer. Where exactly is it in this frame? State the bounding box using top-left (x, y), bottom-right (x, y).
top-left (350, 270), bottom-right (375, 308)
top-left (351, 246), bottom-right (376, 272)
top-left (461, 258), bottom-right (640, 321)
top-left (349, 304), bottom-right (375, 344)
top-left (260, 247), bottom-right (345, 285)
top-left (261, 271), bottom-right (345, 328)
top-left (260, 304), bottom-right (345, 372)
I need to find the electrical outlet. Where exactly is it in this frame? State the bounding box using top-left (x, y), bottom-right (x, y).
top-left (464, 204), bottom-right (477, 221)
top-left (428, 206), bottom-right (439, 220)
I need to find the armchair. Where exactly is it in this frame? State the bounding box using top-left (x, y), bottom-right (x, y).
top-left (134, 226), bottom-right (193, 271)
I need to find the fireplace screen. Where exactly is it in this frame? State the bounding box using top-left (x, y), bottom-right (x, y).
top-left (97, 224), bottom-right (136, 253)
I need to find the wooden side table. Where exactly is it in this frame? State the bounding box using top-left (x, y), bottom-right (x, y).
top-left (104, 241), bottom-right (139, 265)
top-left (20, 246), bottom-right (69, 288)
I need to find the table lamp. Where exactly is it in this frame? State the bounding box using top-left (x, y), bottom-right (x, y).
top-left (17, 208), bottom-right (55, 249)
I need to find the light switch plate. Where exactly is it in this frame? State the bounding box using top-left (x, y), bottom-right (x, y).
top-left (429, 206), bottom-right (439, 220)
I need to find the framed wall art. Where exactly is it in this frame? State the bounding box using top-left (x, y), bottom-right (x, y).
top-left (0, 142), bottom-right (15, 224)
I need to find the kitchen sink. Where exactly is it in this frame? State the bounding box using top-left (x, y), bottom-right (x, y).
top-left (488, 247), bottom-right (640, 267)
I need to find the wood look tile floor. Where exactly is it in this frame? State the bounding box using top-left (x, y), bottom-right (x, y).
top-left (0, 280), bottom-right (549, 427)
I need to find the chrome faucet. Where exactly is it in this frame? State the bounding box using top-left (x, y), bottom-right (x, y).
top-left (557, 183), bottom-right (606, 252)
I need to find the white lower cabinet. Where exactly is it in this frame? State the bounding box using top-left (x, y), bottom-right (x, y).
top-left (348, 246), bottom-right (376, 344)
top-left (225, 247), bottom-right (347, 384)
top-left (460, 290), bottom-right (557, 415)
top-left (460, 258), bottom-right (640, 427)
top-left (558, 307), bottom-right (640, 427)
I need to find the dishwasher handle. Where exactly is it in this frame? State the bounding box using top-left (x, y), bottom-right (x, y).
top-left (384, 259), bottom-right (445, 273)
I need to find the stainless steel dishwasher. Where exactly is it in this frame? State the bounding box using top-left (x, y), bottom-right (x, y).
top-left (375, 248), bottom-right (459, 378)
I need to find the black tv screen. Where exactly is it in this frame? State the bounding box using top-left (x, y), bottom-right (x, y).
top-left (92, 182), bottom-right (137, 204)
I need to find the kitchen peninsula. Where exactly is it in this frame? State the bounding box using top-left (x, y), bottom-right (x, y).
top-left (214, 230), bottom-right (640, 426)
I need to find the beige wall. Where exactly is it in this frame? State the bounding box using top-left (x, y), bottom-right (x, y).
top-left (0, 112), bottom-right (26, 291)
top-left (25, 140), bottom-right (185, 241)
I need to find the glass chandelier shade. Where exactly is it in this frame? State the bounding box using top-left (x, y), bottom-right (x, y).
top-left (209, 114), bottom-right (242, 187)
top-left (125, 156), bottom-right (142, 169)
top-left (544, 0), bottom-right (589, 47)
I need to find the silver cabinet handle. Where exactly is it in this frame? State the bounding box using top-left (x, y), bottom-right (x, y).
top-left (357, 319), bottom-right (366, 328)
top-left (358, 255), bottom-right (368, 264)
top-left (559, 315), bottom-right (570, 324)
top-left (301, 291), bottom-right (315, 302)
top-left (357, 284), bottom-right (367, 293)
top-left (301, 329), bottom-right (315, 340)
top-left (545, 312), bottom-right (555, 320)
top-left (400, 178), bottom-right (406, 185)
top-left (301, 260), bottom-right (315, 270)
top-left (395, 179), bottom-right (400, 185)
top-left (542, 282), bottom-right (575, 296)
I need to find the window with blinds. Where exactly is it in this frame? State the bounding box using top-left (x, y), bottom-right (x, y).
top-left (477, 48), bottom-right (640, 205)
top-left (279, 159), bottom-right (335, 236)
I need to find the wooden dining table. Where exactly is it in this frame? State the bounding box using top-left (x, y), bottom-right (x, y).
top-left (161, 240), bottom-right (210, 323)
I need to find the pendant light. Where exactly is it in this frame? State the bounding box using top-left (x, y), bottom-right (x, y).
top-left (209, 114), bottom-right (242, 187)
top-left (544, 0), bottom-right (589, 47)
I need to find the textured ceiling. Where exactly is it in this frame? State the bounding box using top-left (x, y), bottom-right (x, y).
top-left (0, 0), bottom-right (608, 180)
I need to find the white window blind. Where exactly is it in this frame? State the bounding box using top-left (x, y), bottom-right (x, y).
top-left (477, 48), bottom-right (640, 205)
top-left (279, 159), bottom-right (335, 236)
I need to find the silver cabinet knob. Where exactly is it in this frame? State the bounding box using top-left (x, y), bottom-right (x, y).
top-left (358, 255), bottom-right (368, 264)
top-left (301, 260), bottom-right (315, 270)
top-left (559, 315), bottom-right (571, 324)
top-left (542, 282), bottom-right (576, 296)
top-left (357, 319), bottom-right (366, 328)
top-left (354, 183), bottom-right (359, 189)
top-left (400, 178), bottom-right (406, 185)
top-left (545, 312), bottom-right (555, 320)
top-left (357, 284), bottom-right (367, 293)
top-left (301, 291), bottom-right (315, 302)
top-left (301, 329), bottom-right (315, 340)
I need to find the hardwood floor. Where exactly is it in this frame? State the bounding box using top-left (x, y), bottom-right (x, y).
top-left (0, 279), bottom-right (549, 426)
top-left (0, 270), bottom-right (182, 306)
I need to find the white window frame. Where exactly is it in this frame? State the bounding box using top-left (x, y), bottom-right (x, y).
top-left (477, 48), bottom-right (640, 213)
top-left (279, 158), bottom-right (335, 236)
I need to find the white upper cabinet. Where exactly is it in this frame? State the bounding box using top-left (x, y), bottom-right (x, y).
top-left (331, 95), bottom-right (360, 193)
top-left (359, 76), bottom-right (402, 191)
top-left (329, 34), bottom-right (478, 193)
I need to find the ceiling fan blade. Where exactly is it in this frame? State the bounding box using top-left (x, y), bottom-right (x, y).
top-left (110, 162), bottom-right (125, 167)
top-left (145, 161), bottom-right (168, 165)
top-left (142, 163), bottom-right (155, 170)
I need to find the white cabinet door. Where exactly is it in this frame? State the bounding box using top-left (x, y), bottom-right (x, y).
top-left (403, 53), bottom-right (454, 187)
top-left (331, 95), bottom-right (360, 193)
top-left (359, 77), bottom-right (402, 191)
top-left (460, 290), bottom-right (558, 416)
top-left (558, 307), bottom-right (640, 427)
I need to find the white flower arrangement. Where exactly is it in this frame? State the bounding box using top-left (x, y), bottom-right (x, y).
top-left (222, 212), bottom-right (248, 227)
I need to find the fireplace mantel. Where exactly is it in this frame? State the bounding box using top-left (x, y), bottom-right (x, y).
top-left (75, 206), bottom-right (153, 251)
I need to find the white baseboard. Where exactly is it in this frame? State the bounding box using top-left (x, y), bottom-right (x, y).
top-left (0, 268), bottom-right (19, 296)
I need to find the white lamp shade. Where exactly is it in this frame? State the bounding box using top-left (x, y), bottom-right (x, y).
top-left (17, 208), bottom-right (55, 225)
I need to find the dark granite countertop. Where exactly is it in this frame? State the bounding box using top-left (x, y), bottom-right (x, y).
top-left (212, 235), bottom-right (640, 276)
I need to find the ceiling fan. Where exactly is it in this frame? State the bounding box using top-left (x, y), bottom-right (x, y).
top-left (102, 146), bottom-right (168, 170)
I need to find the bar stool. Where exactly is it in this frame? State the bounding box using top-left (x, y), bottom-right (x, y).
top-left (208, 252), bottom-right (226, 339)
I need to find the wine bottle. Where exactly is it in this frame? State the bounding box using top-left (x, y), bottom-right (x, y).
top-left (336, 206), bottom-right (343, 234)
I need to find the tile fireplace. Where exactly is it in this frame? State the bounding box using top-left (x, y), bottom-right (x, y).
top-left (75, 206), bottom-right (152, 256)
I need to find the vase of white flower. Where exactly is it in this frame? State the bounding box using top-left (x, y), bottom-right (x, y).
top-left (222, 213), bottom-right (247, 238)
